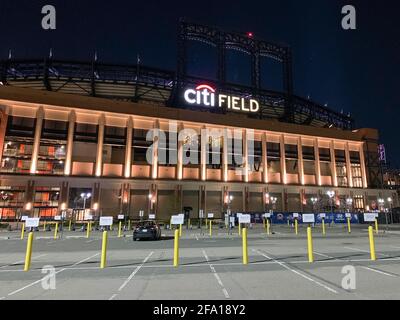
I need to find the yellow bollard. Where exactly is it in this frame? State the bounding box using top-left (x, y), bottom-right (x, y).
top-left (179, 223), bottom-right (182, 237)
top-left (118, 221), bottom-right (122, 238)
top-left (322, 218), bottom-right (326, 236)
top-left (238, 223), bottom-right (241, 236)
top-left (24, 232), bottom-right (34, 271)
top-left (205, 218), bottom-right (208, 228)
top-left (187, 218), bottom-right (190, 229)
top-left (68, 219), bottom-right (72, 231)
top-left (347, 217), bottom-right (351, 234)
top-left (307, 226), bottom-right (314, 263)
top-left (263, 218), bottom-right (266, 229)
top-left (128, 219), bottom-right (131, 231)
top-left (242, 228), bottom-right (248, 265)
top-left (86, 221), bottom-right (91, 238)
top-left (295, 219), bottom-right (298, 235)
top-left (266, 219), bottom-right (271, 235)
top-left (43, 220), bottom-right (46, 232)
top-left (287, 219), bottom-right (290, 227)
top-left (209, 220), bottom-right (212, 236)
top-left (100, 231), bottom-right (108, 269)
top-left (20, 223), bottom-right (25, 240)
top-left (368, 226), bottom-right (376, 261)
top-left (374, 218), bottom-right (379, 234)
top-left (54, 222), bottom-right (59, 239)
top-left (173, 229), bottom-right (179, 267)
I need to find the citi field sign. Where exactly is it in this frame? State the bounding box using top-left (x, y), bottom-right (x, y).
top-left (183, 84), bottom-right (260, 113)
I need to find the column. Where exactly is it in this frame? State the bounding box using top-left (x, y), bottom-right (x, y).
top-left (359, 142), bottom-right (368, 188)
top-left (242, 129), bottom-right (249, 183)
top-left (30, 106), bottom-right (44, 174)
top-left (148, 184), bottom-right (158, 216)
top-left (243, 186), bottom-right (250, 212)
top-left (222, 128), bottom-right (228, 182)
top-left (345, 142), bottom-right (353, 188)
top-left (58, 181), bottom-right (69, 212)
top-left (280, 135), bottom-right (286, 184)
top-left (201, 126), bottom-right (207, 181)
top-left (314, 138), bottom-right (321, 186)
top-left (124, 117), bottom-right (133, 178)
top-left (282, 188), bottom-right (288, 212)
top-left (119, 183), bottom-right (130, 215)
top-left (24, 180), bottom-right (35, 216)
top-left (95, 114), bottom-right (105, 177)
top-left (330, 141), bottom-right (338, 187)
top-left (0, 106), bottom-right (10, 165)
top-left (298, 137), bottom-right (304, 185)
top-left (176, 123), bottom-right (184, 180)
top-left (92, 182), bottom-right (101, 215)
top-left (263, 187), bottom-right (269, 211)
top-left (64, 110), bottom-right (76, 175)
top-left (151, 120), bottom-right (160, 179)
top-left (262, 132), bottom-right (268, 184)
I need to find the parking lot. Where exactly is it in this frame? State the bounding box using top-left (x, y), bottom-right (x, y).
top-left (1, 223), bottom-right (400, 300)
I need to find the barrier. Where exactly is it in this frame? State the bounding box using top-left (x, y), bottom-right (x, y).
top-left (173, 229), bottom-right (179, 267)
top-left (374, 218), bottom-right (379, 234)
top-left (24, 232), bottom-right (34, 271)
top-left (118, 221), bottom-right (122, 238)
top-left (20, 223), bottom-right (25, 240)
top-left (43, 220), bottom-right (46, 232)
top-left (294, 219), bottom-right (298, 235)
top-left (209, 220), bottom-right (212, 236)
top-left (307, 227), bottom-right (314, 263)
top-left (54, 222), bottom-right (59, 239)
top-left (347, 217), bottom-right (351, 234)
top-left (266, 219), bottom-right (271, 235)
top-left (86, 221), bottom-right (91, 238)
top-left (242, 227), bottom-right (248, 265)
top-left (68, 219), bottom-right (72, 231)
top-left (322, 218), bottom-right (326, 235)
top-left (179, 223), bottom-right (182, 237)
top-left (100, 231), bottom-right (108, 269)
top-left (368, 226), bottom-right (376, 261)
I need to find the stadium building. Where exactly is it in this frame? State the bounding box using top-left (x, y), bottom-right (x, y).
top-left (0, 21), bottom-right (396, 222)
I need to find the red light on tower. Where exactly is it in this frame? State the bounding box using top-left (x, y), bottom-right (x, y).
top-left (247, 32), bottom-right (253, 38)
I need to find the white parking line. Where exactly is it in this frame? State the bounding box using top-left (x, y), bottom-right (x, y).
top-left (253, 249), bottom-right (338, 294)
top-left (0, 254), bottom-right (47, 269)
top-left (344, 246), bottom-right (392, 258)
top-left (202, 249), bottom-right (230, 299)
top-left (109, 293), bottom-right (118, 300)
top-left (6, 252), bottom-right (100, 297)
top-left (314, 251), bottom-right (397, 278)
top-left (117, 251), bottom-right (154, 292)
top-left (0, 297), bottom-right (5, 300)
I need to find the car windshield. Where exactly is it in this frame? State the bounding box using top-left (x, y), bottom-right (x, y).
top-left (137, 221), bottom-right (155, 228)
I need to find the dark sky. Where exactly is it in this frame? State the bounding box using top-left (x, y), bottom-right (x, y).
top-left (0, 0), bottom-right (399, 165)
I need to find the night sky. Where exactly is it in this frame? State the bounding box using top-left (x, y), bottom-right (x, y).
top-left (0, 0), bottom-right (399, 166)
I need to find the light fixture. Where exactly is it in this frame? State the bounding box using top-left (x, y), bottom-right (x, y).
top-left (327, 190), bottom-right (335, 198)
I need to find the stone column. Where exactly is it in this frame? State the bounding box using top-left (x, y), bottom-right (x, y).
top-left (280, 135), bottom-right (286, 184)
top-left (124, 117), bottom-right (133, 178)
top-left (95, 114), bottom-right (105, 177)
top-left (330, 141), bottom-right (338, 187)
top-left (262, 132), bottom-right (268, 184)
top-left (201, 126), bottom-right (207, 181)
top-left (298, 137), bottom-right (304, 185)
top-left (359, 143), bottom-right (368, 188)
top-left (64, 110), bottom-right (76, 175)
top-left (222, 128), bottom-right (229, 182)
top-left (151, 120), bottom-right (160, 179)
top-left (30, 106), bottom-right (44, 174)
top-left (345, 142), bottom-right (353, 188)
top-left (314, 138), bottom-right (321, 186)
top-left (0, 106), bottom-right (10, 165)
top-left (177, 123), bottom-right (184, 180)
top-left (242, 129), bottom-right (249, 183)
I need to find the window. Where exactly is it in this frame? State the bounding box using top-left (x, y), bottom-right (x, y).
top-left (6, 116), bottom-right (35, 137)
top-left (248, 140), bottom-right (262, 172)
top-left (74, 123), bottom-right (98, 142)
top-left (319, 148), bottom-right (331, 162)
top-left (42, 120), bottom-right (68, 140)
top-left (351, 163), bottom-right (363, 188)
top-left (285, 144), bottom-right (298, 159)
top-left (133, 129), bottom-right (152, 163)
top-left (302, 146), bottom-right (315, 160)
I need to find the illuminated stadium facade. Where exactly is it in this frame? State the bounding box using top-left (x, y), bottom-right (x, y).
top-left (0, 21), bottom-right (396, 222)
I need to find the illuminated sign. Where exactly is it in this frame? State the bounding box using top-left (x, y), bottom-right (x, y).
top-left (184, 84), bottom-right (259, 113)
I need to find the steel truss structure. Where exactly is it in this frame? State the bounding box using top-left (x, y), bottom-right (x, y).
top-left (0, 20), bottom-right (354, 130)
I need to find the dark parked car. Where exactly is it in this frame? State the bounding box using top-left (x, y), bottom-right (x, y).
top-left (133, 220), bottom-right (161, 241)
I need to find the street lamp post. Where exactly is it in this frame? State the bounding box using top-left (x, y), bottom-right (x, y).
top-left (387, 197), bottom-right (393, 224)
top-left (80, 192), bottom-right (91, 230)
top-left (310, 197), bottom-right (318, 213)
top-left (346, 198), bottom-right (353, 213)
top-left (227, 194), bottom-right (233, 233)
top-left (378, 198), bottom-right (387, 231)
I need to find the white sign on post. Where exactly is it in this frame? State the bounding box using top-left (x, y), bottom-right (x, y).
top-left (54, 215), bottom-right (62, 221)
top-left (149, 214), bottom-right (155, 220)
top-left (21, 215), bottom-right (29, 221)
top-left (100, 216), bottom-right (113, 226)
top-left (199, 209), bottom-right (204, 218)
top-left (171, 215), bottom-right (184, 225)
top-left (238, 214), bottom-right (251, 224)
top-left (85, 214), bottom-right (93, 221)
top-left (293, 213), bottom-right (299, 218)
top-left (319, 213), bottom-right (326, 219)
top-left (345, 213), bottom-right (352, 218)
top-left (207, 213), bottom-right (214, 218)
top-left (264, 213), bottom-right (271, 218)
top-left (25, 218), bottom-right (40, 228)
top-left (139, 210), bottom-right (144, 217)
top-left (364, 213), bottom-right (377, 222)
top-left (118, 214), bottom-right (124, 220)
top-left (302, 214), bottom-right (315, 223)
top-left (229, 217), bottom-right (236, 226)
